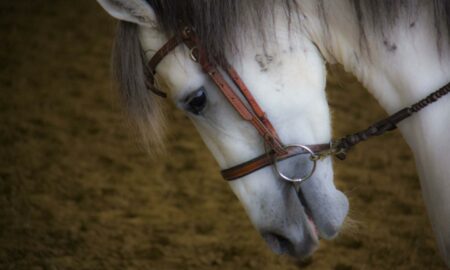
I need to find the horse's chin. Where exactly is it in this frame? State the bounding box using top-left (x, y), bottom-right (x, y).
top-left (261, 195), bottom-right (320, 258)
top-left (262, 233), bottom-right (318, 259)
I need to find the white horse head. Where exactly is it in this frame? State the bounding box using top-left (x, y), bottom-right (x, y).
top-left (96, 0), bottom-right (348, 258)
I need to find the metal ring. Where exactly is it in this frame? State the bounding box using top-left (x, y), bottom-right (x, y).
top-left (272, 144), bottom-right (317, 184)
top-left (189, 47), bottom-right (199, 62)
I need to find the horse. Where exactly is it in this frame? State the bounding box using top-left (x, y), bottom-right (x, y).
top-left (96, 0), bottom-right (450, 265)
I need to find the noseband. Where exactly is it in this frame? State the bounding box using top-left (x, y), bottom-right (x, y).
top-left (147, 26), bottom-right (450, 183)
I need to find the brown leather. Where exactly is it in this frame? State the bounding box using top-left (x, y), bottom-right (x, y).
top-left (146, 36), bottom-right (184, 98)
top-left (225, 64), bottom-right (285, 153)
top-left (204, 67), bottom-right (286, 154)
top-left (148, 36), bottom-right (183, 74)
top-left (221, 143), bottom-right (330, 180)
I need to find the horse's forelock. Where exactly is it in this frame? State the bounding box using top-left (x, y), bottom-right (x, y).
top-left (113, 21), bottom-right (166, 154)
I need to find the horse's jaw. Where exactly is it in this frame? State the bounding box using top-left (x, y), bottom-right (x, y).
top-left (228, 157), bottom-right (349, 259)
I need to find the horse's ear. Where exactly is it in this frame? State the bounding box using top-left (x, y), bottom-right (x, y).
top-left (96, 0), bottom-right (157, 27)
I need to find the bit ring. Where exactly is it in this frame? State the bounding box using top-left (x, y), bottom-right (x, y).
top-left (271, 144), bottom-right (317, 184)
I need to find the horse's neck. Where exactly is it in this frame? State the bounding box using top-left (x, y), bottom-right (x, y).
top-left (299, 0), bottom-right (450, 264)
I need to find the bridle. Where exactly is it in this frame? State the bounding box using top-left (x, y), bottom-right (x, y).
top-left (147, 26), bottom-right (450, 183)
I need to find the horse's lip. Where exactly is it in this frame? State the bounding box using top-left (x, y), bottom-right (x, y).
top-left (305, 213), bottom-right (319, 242)
top-left (261, 186), bottom-right (319, 258)
top-left (298, 188), bottom-right (319, 242)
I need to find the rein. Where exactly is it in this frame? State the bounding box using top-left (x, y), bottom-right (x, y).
top-left (331, 83), bottom-right (450, 160)
top-left (147, 27), bottom-right (450, 182)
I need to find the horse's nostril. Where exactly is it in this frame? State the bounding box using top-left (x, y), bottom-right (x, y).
top-left (261, 232), bottom-right (294, 255)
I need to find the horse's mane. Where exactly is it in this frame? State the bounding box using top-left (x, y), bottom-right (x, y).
top-left (146, 0), bottom-right (299, 61)
top-left (350, 1), bottom-right (450, 53)
top-left (113, 22), bottom-right (167, 153)
top-left (113, 0), bottom-right (450, 153)
top-left (145, 0), bottom-right (450, 58)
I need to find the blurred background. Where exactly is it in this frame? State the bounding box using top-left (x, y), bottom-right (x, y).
top-left (0, 0), bottom-right (446, 269)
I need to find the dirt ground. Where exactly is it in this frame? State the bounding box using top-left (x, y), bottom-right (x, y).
top-left (0, 1), bottom-right (447, 269)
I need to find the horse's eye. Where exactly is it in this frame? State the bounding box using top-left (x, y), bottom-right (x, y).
top-left (185, 87), bottom-right (207, 115)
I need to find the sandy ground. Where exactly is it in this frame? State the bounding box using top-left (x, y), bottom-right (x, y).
top-left (0, 0), bottom-right (447, 269)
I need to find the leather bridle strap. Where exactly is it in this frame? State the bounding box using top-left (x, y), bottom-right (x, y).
top-left (221, 143), bottom-right (330, 180)
top-left (146, 36), bottom-right (184, 98)
top-left (225, 64), bottom-right (280, 140)
top-left (204, 66), bottom-right (286, 154)
top-left (148, 36), bottom-right (183, 75)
